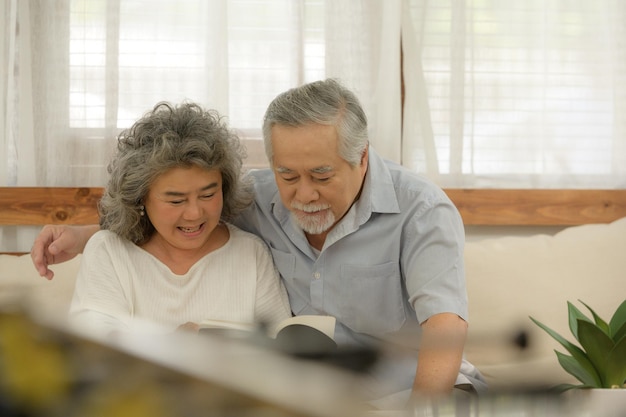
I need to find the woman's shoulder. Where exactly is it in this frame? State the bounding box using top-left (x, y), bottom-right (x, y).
top-left (223, 222), bottom-right (267, 249)
top-left (87, 229), bottom-right (134, 251)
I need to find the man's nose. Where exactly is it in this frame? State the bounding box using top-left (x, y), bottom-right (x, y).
top-left (295, 179), bottom-right (319, 203)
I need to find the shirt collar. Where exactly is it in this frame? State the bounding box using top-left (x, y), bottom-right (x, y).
top-left (356, 146), bottom-right (401, 215)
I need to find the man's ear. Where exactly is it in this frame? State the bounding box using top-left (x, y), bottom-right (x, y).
top-left (358, 145), bottom-right (369, 178)
top-left (360, 145), bottom-right (369, 166)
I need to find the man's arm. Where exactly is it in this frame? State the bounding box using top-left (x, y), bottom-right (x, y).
top-left (31, 224), bottom-right (100, 280)
top-left (412, 312), bottom-right (468, 399)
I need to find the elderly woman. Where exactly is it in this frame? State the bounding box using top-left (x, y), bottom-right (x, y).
top-left (69, 101), bottom-right (291, 336)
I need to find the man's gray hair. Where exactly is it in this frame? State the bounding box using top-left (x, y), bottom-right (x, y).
top-left (262, 78), bottom-right (369, 166)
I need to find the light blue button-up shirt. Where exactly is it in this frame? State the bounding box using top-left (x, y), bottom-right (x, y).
top-left (234, 146), bottom-right (485, 397)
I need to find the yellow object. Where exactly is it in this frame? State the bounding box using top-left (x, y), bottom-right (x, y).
top-left (0, 313), bottom-right (71, 411)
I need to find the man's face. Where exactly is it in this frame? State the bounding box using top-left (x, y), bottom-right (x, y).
top-left (270, 123), bottom-right (368, 238)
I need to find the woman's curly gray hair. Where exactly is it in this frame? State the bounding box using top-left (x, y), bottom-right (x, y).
top-left (99, 101), bottom-right (252, 244)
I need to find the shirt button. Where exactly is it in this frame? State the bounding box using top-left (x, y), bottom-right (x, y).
top-left (313, 272), bottom-right (321, 280)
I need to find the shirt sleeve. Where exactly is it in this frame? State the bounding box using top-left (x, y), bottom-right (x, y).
top-left (402, 190), bottom-right (468, 324)
top-left (70, 309), bottom-right (130, 336)
top-left (69, 231), bottom-right (134, 335)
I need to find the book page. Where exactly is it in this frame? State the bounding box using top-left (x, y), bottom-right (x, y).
top-left (197, 319), bottom-right (255, 332)
top-left (270, 315), bottom-right (336, 340)
top-left (199, 315), bottom-right (336, 341)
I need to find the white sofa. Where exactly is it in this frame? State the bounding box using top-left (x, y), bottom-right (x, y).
top-left (1, 216), bottom-right (625, 392)
top-left (463, 216), bottom-right (626, 391)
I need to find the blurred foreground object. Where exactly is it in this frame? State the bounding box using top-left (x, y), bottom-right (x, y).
top-left (0, 310), bottom-right (367, 417)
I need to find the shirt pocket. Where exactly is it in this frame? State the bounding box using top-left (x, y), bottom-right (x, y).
top-left (339, 262), bottom-right (406, 335)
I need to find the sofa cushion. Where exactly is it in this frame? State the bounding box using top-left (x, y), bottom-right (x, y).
top-left (464, 216), bottom-right (626, 390)
top-left (0, 254), bottom-right (81, 324)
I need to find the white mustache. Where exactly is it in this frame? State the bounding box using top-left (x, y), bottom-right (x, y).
top-left (290, 202), bottom-right (330, 213)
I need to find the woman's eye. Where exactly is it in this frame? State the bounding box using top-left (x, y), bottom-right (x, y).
top-left (201, 194), bottom-right (215, 199)
top-left (170, 200), bottom-right (184, 205)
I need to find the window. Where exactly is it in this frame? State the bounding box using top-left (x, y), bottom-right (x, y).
top-left (4, 0), bottom-right (625, 188)
top-left (404, 0), bottom-right (626, 187)
top-left (69, 0), bottom-right (325, 158)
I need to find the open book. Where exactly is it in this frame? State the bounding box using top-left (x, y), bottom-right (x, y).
top-left (198, 315), bottom-right (337, 356)
top-left (199, 315), bottom-right (379, 373)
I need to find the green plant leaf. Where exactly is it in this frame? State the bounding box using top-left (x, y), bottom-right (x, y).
top-left (578, 300), bottom-right (610, 336)
top-left (529, 316), bottom-right (602, 386)
top-left (609, 299), bottom-right (626, 339)
top-left (605, 334), bottom-right (626, 387)
top-left (567, 302), bottom-right (594, 342)
top-left (550, 383), bottom-right (586, 393)
top-left (555, 351), bottom-right (600, 387)
top-left (613, 321), bottom-right (626, 343)
top-left (577, 319), bottom-right (615, 387)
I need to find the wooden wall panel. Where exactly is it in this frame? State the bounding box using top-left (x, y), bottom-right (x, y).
top-left (0, 187), bottom-right (103, 226)
top-left (444, 189), bottom-right (626, 226)
top-left (1, 187), bottom-right (626, 228)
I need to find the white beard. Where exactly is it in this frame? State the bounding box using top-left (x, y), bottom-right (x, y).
top-left (290, 202), bottom-right (336, 235)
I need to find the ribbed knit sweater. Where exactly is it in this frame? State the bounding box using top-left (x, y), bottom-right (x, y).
top-left (70, 223), bottom-right (291, 335)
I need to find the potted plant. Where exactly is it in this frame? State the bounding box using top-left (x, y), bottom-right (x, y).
top-left (530, 299), bottom-right (626, 391)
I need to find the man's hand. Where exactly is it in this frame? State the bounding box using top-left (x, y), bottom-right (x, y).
top-left (30, 224), bottom-right (99, 280)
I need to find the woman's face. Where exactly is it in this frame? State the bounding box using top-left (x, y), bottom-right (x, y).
top-left (143, 165), bottom-right (224, 253)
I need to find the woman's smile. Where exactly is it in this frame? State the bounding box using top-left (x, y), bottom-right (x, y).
top-left (178, 222), bottom-right (205, 235)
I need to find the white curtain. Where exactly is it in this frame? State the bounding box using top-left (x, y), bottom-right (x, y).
top-left (402, 0), bottom-right (626, 188)
top-left (326, 0), bottom-right (403, 162)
